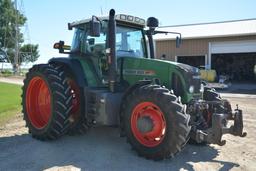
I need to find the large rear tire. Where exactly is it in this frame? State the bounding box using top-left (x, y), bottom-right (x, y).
top-left (66, 77), bottom-right (89, 135)
top-left (22, 64), bottom-right (73, 140)
top-left (50, 63), bottom-right (90, 135)
top-left (122, 84), bottom-right (191, 160)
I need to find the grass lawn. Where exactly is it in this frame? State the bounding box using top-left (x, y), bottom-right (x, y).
top-left (0, 82), bottom-right (22, 126)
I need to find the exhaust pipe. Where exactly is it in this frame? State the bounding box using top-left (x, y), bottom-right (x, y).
top-left (108, 9), bottom-right (117, 92)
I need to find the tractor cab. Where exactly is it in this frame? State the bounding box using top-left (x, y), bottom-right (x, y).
top-left (53, 12), bottom-right (187, 97)
top-left (53, 14), bottom-right (150, 89)
top-left (67, 15), bottom-right (148, 85)
top-left (70, 15), bottom-right (147, 59)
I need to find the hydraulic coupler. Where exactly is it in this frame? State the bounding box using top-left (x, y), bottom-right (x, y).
top-left (192, 108), bottom-right (247, 145)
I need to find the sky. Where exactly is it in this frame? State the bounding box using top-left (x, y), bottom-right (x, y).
top-left (21, 0), bottom-right (256, 63)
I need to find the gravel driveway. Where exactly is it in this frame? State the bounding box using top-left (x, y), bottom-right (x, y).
top-left (0, 96), bottom-right (255, 171)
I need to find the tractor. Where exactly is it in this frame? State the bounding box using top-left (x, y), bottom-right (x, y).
top-left (22, 9), bottom-right (246, 160)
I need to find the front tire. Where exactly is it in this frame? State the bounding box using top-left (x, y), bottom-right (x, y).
top-left (22, 64), bottom-right (73, 140)
top-left (203, 88), bottom-right (232, 114)
top-left (122, 84), bottom-right (191, 160)
top-left (190, 87), bottom-right (232, 144)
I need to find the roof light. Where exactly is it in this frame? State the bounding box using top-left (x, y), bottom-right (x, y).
top-left (120, 14), bottom-right (126, 20)
top-left (135, 17), bottom-right (140, 23)
top-left (115, 14), bottom-right (146, 26)
top-left (127, 15), bottom-right (134, 21)
top-left (140, 19), bottom-right (146, 25)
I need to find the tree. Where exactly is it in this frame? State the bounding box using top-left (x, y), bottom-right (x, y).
top-left (0, 48), bottom-right (8, 62)
top-left (19, 44), bottom-right (39, 64)
top-left (0, 0), bottom-right (39, 69)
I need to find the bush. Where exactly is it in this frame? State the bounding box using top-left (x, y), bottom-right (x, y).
top-left (0, 69), bottom-right (13, 77)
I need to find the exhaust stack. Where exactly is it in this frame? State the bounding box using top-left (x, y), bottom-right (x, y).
top-left (108, 9), bottom-right (117, 92)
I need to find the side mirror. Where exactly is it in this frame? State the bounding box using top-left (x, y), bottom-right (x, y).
top-left (53, 41), bottom-right (71, 54)
top-left (176, 36), bottom-right (182, 48)
top-left (89, 16), bottom-right (101, 37)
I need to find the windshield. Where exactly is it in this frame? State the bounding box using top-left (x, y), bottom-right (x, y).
top-left (71, 21), bottom-right (147, 58)
top-left (116, 26), bottom-right (146, 58)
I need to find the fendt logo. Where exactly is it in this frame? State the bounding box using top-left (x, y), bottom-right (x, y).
top-left (123, 69), bottom-right (156, 76)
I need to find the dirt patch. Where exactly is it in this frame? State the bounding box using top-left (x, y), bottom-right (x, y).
top-left (0, 76), bottom-right (24, 85)
top-left (0, 97), bottom-right (255, 171)
top-left (0, 114), bottom-right (27, 137)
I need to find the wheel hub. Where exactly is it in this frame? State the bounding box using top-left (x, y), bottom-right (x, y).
top-left (137, 116), bottom-right (154, 133)
top-left (131, 102), bottom-right (166, 147)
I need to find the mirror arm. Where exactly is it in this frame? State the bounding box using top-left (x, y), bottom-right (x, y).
top-left (154, 30), bottom-right (181, 38)
top-left (153, 30), bottom-right (182, 48)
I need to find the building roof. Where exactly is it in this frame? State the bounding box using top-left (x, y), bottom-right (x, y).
top-left (154, 18), bottom-right (256, 41)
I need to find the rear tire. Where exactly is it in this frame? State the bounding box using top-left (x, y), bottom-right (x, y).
top-left (50, 63), bottom-right (90, 135)
top-left (65, 77), bottom-right (89, 135)
top-left (122, 84), bottom-right (190, 160)
top-left (22, 64), bottom-right (73, 140)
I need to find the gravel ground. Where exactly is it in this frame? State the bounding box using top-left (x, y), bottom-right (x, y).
top-left (0, 96), bottom-right (255, 171)
top-left (0, 76), bottom-right (24, 85)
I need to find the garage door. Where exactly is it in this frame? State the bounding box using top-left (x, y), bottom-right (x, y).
top-left (210, 40), bottom-right (256, 82)
top-left (211, 40), bottom-right (256, 54)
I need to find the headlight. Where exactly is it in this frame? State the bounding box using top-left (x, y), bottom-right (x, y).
top-left (189, 86), bottom-right (194, 93)
top-left (200, 83), bottom-right (204, 93)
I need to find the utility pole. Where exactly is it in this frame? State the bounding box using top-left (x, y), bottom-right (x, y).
top-left (14, 0), bottom-right (19, 74)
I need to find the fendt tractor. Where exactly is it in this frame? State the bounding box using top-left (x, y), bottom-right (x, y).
top-left (22, 9), bottom-right (246, 160)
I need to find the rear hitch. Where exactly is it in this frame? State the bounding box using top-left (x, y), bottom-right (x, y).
top-left (191, 108), bottom-right (247, 145)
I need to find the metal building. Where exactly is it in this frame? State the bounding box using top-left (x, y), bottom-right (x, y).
top-left (154, 19), bottom-right (256, 82)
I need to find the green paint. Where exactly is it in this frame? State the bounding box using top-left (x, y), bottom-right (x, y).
top-left (72, 56), bottom-right (103, 87)
top-left (120, 57), bottom-right (202, 103)
top-left (122, 57), bottom-right (171, 87)
top-left (121, 57), bottom-right (194, 103)
top-left (69, 55), bottom-right (199, 103)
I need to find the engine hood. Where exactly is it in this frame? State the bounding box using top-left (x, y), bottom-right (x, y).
top-left (153, 59), bottom-right (200, 74)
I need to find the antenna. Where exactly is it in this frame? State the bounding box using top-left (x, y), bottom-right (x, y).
top-left (100, 6), bottom-right (103, 15)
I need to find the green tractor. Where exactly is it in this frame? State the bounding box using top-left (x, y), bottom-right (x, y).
top-left (22, 9), bottom-right (246, 160)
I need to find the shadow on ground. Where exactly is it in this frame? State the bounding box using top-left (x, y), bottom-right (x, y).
top-left (0, 127), bottom-right (239, 171)
top-left (217, 83), bottom-right (256, 95)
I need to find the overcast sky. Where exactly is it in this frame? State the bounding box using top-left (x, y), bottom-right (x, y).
top-left (21, 0), bottom-right (256, 63)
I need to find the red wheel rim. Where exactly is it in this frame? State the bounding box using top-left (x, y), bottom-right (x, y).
top-left (131, 102), bottom-right (166, 147)
top-left (26, 76), bottom-right (51, 129)
top-left (68, 79), bottom-right (80, 121)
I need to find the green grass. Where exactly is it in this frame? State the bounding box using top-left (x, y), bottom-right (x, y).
top-left (0, 82), bottom-right (22, 126)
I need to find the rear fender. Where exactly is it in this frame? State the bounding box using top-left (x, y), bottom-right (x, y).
top-left (49, 58), bottom-right (87, 87)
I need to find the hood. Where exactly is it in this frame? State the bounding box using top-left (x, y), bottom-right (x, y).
top-left (153, 59), bottom-right (200, 74)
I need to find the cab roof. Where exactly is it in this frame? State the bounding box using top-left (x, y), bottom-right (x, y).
top-left (68, 14), bottom-right (146, 30)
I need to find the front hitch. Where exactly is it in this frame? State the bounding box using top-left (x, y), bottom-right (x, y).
top-left (191, 108), bottom-right (247, 146)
